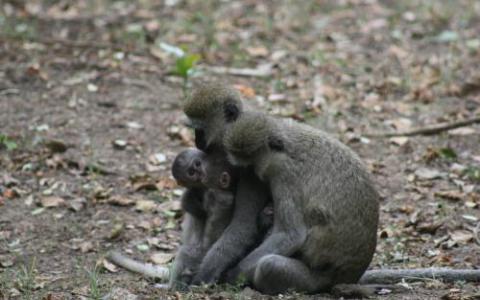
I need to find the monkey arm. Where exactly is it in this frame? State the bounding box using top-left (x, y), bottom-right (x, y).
top-left (230, 193), bottom-right (308, 281)
top-left (169, 214), bottom-right (206, 290)
top-left (202, 190), bottom-right (234, 249)
top-left (192, 174), bottom-right (268, 285)
top-left (181, 188), bottom-right (206, 220)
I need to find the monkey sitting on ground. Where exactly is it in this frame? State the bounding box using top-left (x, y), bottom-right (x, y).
top-left (168, 148), bottom-right (237, 289)
top-left (169, 148), bottom-right (272, 290)
top-left (220, 111), bottom-right (380, 294)
top-left (184, 82), bottom-right (381, 292)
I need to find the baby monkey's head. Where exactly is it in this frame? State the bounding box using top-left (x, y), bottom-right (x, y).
top-left (172, 148), bottom-right (236, 190)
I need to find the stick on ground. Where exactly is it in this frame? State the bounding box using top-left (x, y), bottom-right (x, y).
top-left (360, 268), bottom-right (480, 284)
top-left (365, 115), bottom-right (480, 138)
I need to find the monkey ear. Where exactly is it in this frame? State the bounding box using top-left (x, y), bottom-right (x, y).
top-left (268, 135), bottom-right (284, 151)
top-left (219, 172), bottom-right (231, 188)
top-left (224, 102), bottom-right (240, 123)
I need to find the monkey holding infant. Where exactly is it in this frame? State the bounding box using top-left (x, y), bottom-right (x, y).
top-left (169, 82), bottom-right (379, 294)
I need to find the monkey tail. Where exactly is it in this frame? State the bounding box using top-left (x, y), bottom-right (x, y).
top-left (106, 251), bottom-right (170, 280)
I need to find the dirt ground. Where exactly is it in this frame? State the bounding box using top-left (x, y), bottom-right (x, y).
top-left (1, 1), bottom-right (480, 299)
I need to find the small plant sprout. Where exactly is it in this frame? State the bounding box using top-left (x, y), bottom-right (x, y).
top-left (0, 134), bottom-right (17, 151)
top-left (159, 42), bottom-right (201, 97)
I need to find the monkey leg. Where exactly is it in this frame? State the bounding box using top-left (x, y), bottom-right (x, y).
top-left (253, 254), bottom-right (332, 295)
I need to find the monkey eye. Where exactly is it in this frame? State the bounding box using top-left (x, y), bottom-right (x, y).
top-left (193, 160), bottom-right (201, 168)
top-left (187, 168), bottom-right (195, 177)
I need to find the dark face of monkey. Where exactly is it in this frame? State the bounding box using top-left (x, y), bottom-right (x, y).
top-left (183, 83), bottom-right (243, 152)
top-left (172, 148), bottom-right (233, 190)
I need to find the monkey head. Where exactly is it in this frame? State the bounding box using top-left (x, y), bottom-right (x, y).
top-left (172, 148), bottom-right (235, 190)
top-left (183, 82), bottom-right (243, 152)
top-left (172, 148), bottom-right (207, 188)
top-left (224, 112), bottom-right (284, 178)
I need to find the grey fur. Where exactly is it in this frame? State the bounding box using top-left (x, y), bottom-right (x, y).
top-left (169, 148), bottom-right (237, 289)
top-left (223, 111), bottom-right (380, 294)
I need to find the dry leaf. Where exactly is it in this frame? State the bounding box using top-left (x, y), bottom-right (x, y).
top-left (103, 259), bottom-right (118, 273)
top-left (389, 137), bottom-right (409, 146)
top-left (435, 190), bottom-right (464, 201)
top-left (80, 241), bottom-right (94, 253)
top-left (246, 46), bottom-right (269, 57)
top-left (156, 177), bottom-right (177, 190)
top-left (138, 220), bottom-right (151, 230)
top-left (150, 252), bottom-right (174, 265)
top-left (450, 230), bottom-right (473, 244)
top-left (109, 223), bottom-right (124, 240)
top-left (69, 197), bottom-right (86, 211)
top-left (233, 84), bottom-right (256, 98)
top-left (3, 188), bottom-right (18, 199)
top-left (108, 196), bottom-right (136, 206)
top-left (41, 196), bottom-right (65, 208)
top-left (149, 153), bottom-right (167, 165)
top-left (415, 168), bottom-right (443, 180)
top-left (135, 200), bottom-right (157, 212)
top-left (416, 221), bottom-right (443, 234)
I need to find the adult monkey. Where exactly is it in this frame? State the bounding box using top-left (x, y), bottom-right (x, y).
top-left (184, 82), bottom-right (270, 284)
top-left (222, 111), bottom-right (379, 294)
top-left (182, 82), bottom-right (378, 291)
top-left (184, 84), bottom-right (378, 294)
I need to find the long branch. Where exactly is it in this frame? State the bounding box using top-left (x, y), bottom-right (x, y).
top-left (365, 115), bottom-right (480, 138)
top-left (360, 268), bottom-right (480, 284)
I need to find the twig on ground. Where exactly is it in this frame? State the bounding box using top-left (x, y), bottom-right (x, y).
top-left (365, 115), bottom-right (480, 138)
top-left (204, 64), bottom-right (273, 78)
top-left (360, 268), bottom-right (480, 284)
top-left (122, 78), bottom-right (156, 92)
top-left (26, 37), bottom-right (149, 57)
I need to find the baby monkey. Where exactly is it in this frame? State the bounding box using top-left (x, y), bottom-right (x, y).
top-left (172, 147), bottom-right (238, 250)
top-left (169, 148), bottom-right (238, 289)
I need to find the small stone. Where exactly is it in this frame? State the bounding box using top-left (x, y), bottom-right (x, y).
top-left (113, 139), bottom-right (128, 149)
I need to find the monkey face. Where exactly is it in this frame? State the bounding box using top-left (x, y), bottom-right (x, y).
top-left (183, 83), bottom-right (243, 151)
top-left (172, 149), bottom-right (207, 188)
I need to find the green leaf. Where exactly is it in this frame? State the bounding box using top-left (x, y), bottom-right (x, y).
top-left (0, 134), bottom-right (17, 151)
top-left (438, 147), bottom-right (457, 159)
top-left (174, 54), bottom-right (200, 79)
top-left (466, 167), bottom-right (480, 182)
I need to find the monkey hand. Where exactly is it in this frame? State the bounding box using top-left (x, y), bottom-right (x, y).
top-left (191, 267), bottom-right (222, 285)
